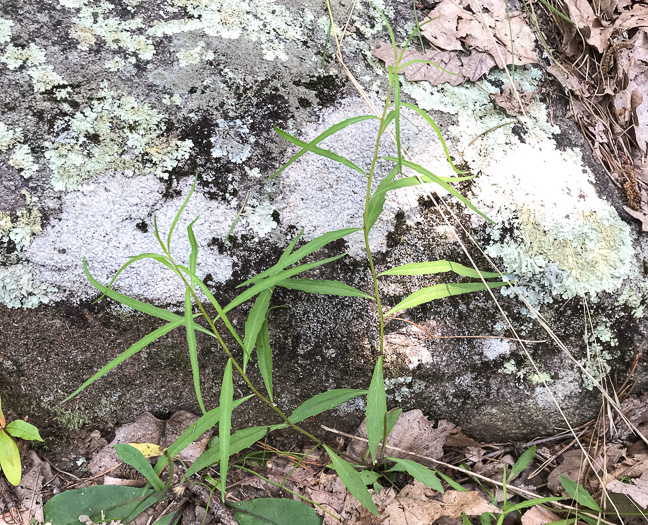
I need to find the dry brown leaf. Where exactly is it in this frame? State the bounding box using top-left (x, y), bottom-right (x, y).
top-left (461, 51), bottom-right (497, 81)
top-left (607, 471), bottom-right (648, 509)
top-left (624, 205), bottom-right (648, 232)
top-left (381, 482), bottom-right (500, 524)
top-left (491, 82), bottom-right (536, 116)
top-left (420, 0), bottom-right (469, 51)
top-left (521, 505), bottom-right (562, 525)
top-left (547, 450), bottom-right (588, 493)
top-left (563, 0), bottom-right (613, 53)
top-left (347, 410), bottom-right (455, 467)
top-left (609, 453), bottom-right (648, 479)
top-left (614, 4), bottom-right (648, 31)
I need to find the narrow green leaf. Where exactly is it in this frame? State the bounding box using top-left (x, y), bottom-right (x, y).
top-left (153, 396), bottom-right (252, 475)
top-left (5, 420), bottom-right (43, 442)
top-left (358, 470), bottom-right (381, 486)
top-left (400, 102), bottom-right (465, 174)
top-left (382, 157), bottom-right (493, 223)
top-left (323, 445), bottom-right (379, 516)
top-left (378, 110), bottom-right (397, 141)
top-left (219, 359), bottom-right (234, 501)
top-left (367, 357), bottom-right (387, 464)
top-left (386, 281), bottom-right (508, 316)
top-left (243, 289), bottom-right (272, 372)
top-left (185, 220), bottom-right (205, 414)
top-left (278, 229), bottom-right (304, 265)
top-left (366, 165), bottom-right (399, 231)
top-left (256, 320), bottom-right (274, 402)
top-left (510, 445), bottom-right (535, 480)
top-left (480, 513), bottom-right (493, 525)
top-left (436, 470), bottom-right (467, 491)
top-left (183, 425), bottom-right (270, 480)
top-left (560, 476), bottom-right (600, 511)
top-left (394, 72), bottom-right (403, 175)
top-left (0, 430), bottom-right (21, 486)
top-left (274, 128), bottom-right (366, 177)
top-left (223, 254), bottom-right (347, 315)
top-left (270, 116), bottom-right (378, 180)
top-left (538, 0), bottom-right (574, 24)
top-left (289, 389), bottom-right (368, 424)
top-left (277, 278), bottom-right (374, 300)
top-left (373, 4), bottom-right (397, 60)
top-left (501, 496), bottom-right (564, 514)
top-left (388, 457), bottom-right (444, 493)
top-left (240, 228), bottom-right (360, 287)
top-left (167, 174), bottom-right (197, 253)
top-left (462, 513), bottom-right (471, 525)
top-left (63, 317), bottom-right (187, 402)
top-left (114, 444), bottom-right (165, 493)
top-left (379, 260), bottom-right (500, 279)
top-left (229, 498), bottom-right (324, 525)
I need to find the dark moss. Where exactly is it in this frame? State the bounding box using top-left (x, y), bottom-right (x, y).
top-left (293, 74), bottom-right (346, 107)
top-left (135, 220), bottom-right (149, 233)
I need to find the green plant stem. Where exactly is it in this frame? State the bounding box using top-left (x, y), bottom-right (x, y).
top-left (161, 249), bottom-right (322, 447)
top-left (362, 75), bottom-right (395, 359)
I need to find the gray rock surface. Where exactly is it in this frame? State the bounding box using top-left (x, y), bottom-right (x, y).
top-left (0, 0), bottom-right (646, 442)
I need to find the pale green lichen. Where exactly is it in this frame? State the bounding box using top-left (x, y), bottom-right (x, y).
top-left (0, 122), bottom-right (19, 151)
top-left (210, 119), bottom-right (254, 164)
top-left (45, 85), bottom-right (193, 190)
top-left (8, 144), bottom-right (38, 178)
top-left (0, 18), bottom-right (13, 43)
top-left (177, 41), bottom-right (214, 67)
top-left (242, 199), bottom-right (277, 239)
top-left (500, 359), bottom-right (517, 374)
top-left (0, 43), bottom-right (66, 93)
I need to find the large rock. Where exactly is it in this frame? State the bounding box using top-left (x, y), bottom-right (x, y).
top-left (0, 0), bottom-right (646, 441)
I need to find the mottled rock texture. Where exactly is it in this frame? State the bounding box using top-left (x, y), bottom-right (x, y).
top-left (0, 0), bottom-right (646, 442)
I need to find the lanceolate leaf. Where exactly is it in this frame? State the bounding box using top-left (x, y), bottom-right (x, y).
top-left (0, 430), bottom-right (20, 486)
top-left (183, 425), bottom-right (272, 480)
top-left (323, 445), bottom-right (379, 516)
top-left (5, 420), bottom-right (43, 441)
top-left (387, 458), bottom-right (444, 493)
top-left (366, 165), bottom-right (399, 231)
top-left (114, 444), bottom-right (165, 493)
top-left (270, 116), bottom-right (378, 180)
top-left (153, 396), bottom-right (252, 475)
top-left (243, 289), bottom-right (272, 372)
top-left (379, 260), bottom-right (500, 279)
top-left (367, 357), bottom-right (387, 464)
top-left (240, 228), bottom-right (360, 287)
top-left (222, 254), bottom-right (347, 315)
top-left (219, 359), bottom-right (234, 501)
top-left (277, 278), bottom-right (374, 300)
top-left (560, 476), bottom-right (601, 512)
top-left (386, 281), bottom-right (508, 316)
top-left (256, 320), bottom-right (274, 402)
top-left (289, 389), bottom-right (368, 424)
top-left (229, 498), bottom-right (324, 525)
top-left (277, 229), bottom-right (305, 265)
top-left (274, 128), bottom-right (367, 177)
top-left (64, 317), bottom-right (187, 402)
top-left (510, 445), bottom-right (535, 480)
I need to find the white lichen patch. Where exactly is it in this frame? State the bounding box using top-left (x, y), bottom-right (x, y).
top-left (385, 376), bottom-right (425, 403)
top-left (210, 119), bottom-right (254, 164)
top-left (26, 174), bottom-right (235, 304)
top-left (0, 18), bottom-right (14, 43)
top-left (482, 338), bottom-right (511, 360)
top-left (61, 0), bottom-right (155, 60)
top-left (0, 43), bottom-right (66, 93)
top-left (8, 144), bottom-right (38, 178)
top-left (401, 67), bottom-right (642, 307)
top-left (0, 122), bottom-right (20, 151)
top-left (45, 85), bottom-right (193, 190)
top-left (274, 97), bottom-right (459, 258)
top-left (0, 264), bottom-right (54, 308)
top-left (149, 0), bottom-right (315, 62)
top-left (241, 199), bottom-right (277, 239)
top-left (385, 325), bottom-right (431, 368)
top-left (176, 41), bottom-right (214, 67)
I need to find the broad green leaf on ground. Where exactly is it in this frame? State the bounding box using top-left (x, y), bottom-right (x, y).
top-left (379, 260), bottom-right (499, 279)
top-left (289, 389), bottom-right (368, 424)
top-left (43, 486), bottom-right (155, 525)
top-left (367, 357), bottom-right (387, 464)
top-left (386, 281), bottom-right (508, 315)
top-left (323, 445), bottom-right (379, 516)
top-left (114, 444), bottom-right (165, 493)
top-left (5, 420), bottom-right (43, 441)
top-left (387, 457), bottom-right (444, 492)
top-left (0, 430), bottom-right (20, 486)
top-left (230, 498), bottom-right (323, 525)
top-left (277, 278), bottom-right (374, 300)
top-left (510, 445), bottom-right (535, 480)
top-left (560, 475), bottom-right (601, 511)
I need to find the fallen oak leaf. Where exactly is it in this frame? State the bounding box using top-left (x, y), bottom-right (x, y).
top-left (491, 81), bottom-right (537, 116)
top-left (607, 471), bottom-right (648, 509)
top-left (624, 206), bottom-right (648, 232)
